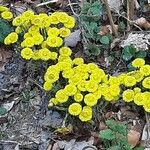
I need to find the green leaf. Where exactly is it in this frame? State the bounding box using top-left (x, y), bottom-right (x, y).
top-left (127, 63), bottom-right (135, 71)
top-left (100, 36), bottom-right (110, 45)
top-left (133, 147), bottom-right (144, 150)
top-left (135, 51), bottom-right (147, 58)
top-left (0, 107), bottom-right (7, 116)
top-left (107, 145), bottom-right (121, 150)
top-left (106, 120), bottom-right (127, 136)
top-left (85, 44), bottom-right (101, 56)
top-left (99, 129), bottom-right (115, 140)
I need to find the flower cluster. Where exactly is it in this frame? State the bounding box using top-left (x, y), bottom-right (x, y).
top-left (3, 9), bottom-right (75, 61)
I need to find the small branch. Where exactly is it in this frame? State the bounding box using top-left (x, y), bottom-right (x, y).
top-left (103, 0), bottom-right (118, 37)
top-left (36, 0), bottom-right (58, 7)
top-left (145, 112), bottom-right (150, 139)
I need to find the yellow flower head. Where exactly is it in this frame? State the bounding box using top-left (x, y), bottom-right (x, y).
top-left (118, 73), bottom-right (127, 84)
top-left (143, 92), bottom-right (150, 112)
top-left (1, 11), bottom-right (13, 20)
top-left (59, 27), bottom-right (71, 37)
top-left (134, 93), bottom-right (144, 106)
top-left (28, 25), bottom-right (39, 34)
top-left (24, 37), bottom-right (34, 47)
top-left (39, 48), bottom-right (51, 61)
top-left (104, 93), bottom-right (114, 101)
top-left (15, 26), bottom-right (23, 34)
top-left (55, 89), bottom-right (68, 103)
top-left (85, 81), bottom-right (98, 93)
top-left (124, 76), bottom-right (136, 87)
top-left (24, 32), bottom-right (32, 39)
top-left (47, 27), bottom-right (60, 37)
top-left (62, 69), bottom-right (74, 79)
top-left (84, 93), bottom-right (98, 106)
top-left (57, 61), bottom-right (72, 71)
top-left (109, 85), bottom-right (120, 97)
top-left (79, 106), bottom-right (92, 122)
top-left (132, 58), bottom-right (145, 68)
top-left (77, 80), bottom-right (87, 92)
top-left (59, 47), bottom-right (72, 57)
top-left (21, 48), bottom-right (33, 60)
top-left (140, 65), bottom-right (150, 76)
top-left (49, 98), bottom-right (59, 105)
top-left (22, 10), bottom-right (34, 20)
top-left (133, 87), bottom-right (141, 94)
top-left (123, 89), bottom-right (134, 102)
top-left (33, 34), bottom-right (44, 45)
top-left (69, 74), bottom-right (82, 85)
top-left (93, 89), bottom-right (102, 99)
top-left (12, 16), bottom-right (23, 26)
top-left (43, 81), bottom-right (53, 91)
top-left (90, 72), bottom-right (102, 83)
top-left (41, 41), bottom-right (49, 49)
top-left (142, 77), bottom-right (150, 89)
top-left (73, 58), bottom-right (84, 66)
top-left (64, 84), bottom-right (77, 96)
top-left (49, 13), bottom-right (59, 24)
top-left (0, 6), bottom-right (9, 12)
top-left (44, 71), bottom-right (59, 83)
top-left (57, 12), bottom-right (69, 23)
top-left (4, 32), bottom-right (18, 44)
top-left (127, 71), bottom-right (144, 82)
top-left (87, 63), bottom-right (98, 73)
top-left (32, 51), bottom-right (40, 60)
top-left (64, 16), bottom-right (75, 28)
top-left (50, 52), bottom-right (58, 60)
top-left (68, 103), bottom-right (82, 116)
top-left (74, 92), bottom-right (83, 102)
top-left (46, 36), bottom-right (63, 47)
top-left (32, 15), bottom-right (42, 27)
top-left (109, 76), bottom-right (120, 85)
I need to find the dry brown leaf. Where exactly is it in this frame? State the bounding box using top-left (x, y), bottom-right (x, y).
top-left (98, 25), bottom-right (118, 36)
top-left (135, 17), bottom-right (150, 29)
top-left (128, 129), bottom-right (140, 148)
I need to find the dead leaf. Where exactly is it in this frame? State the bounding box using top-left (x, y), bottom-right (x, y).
top-left (108, 0), bottom-right (122, 13)
top-left (65, 29), bottom-right (81, 47)
top-left (128, 129), bottom-right (140, 148)
top-left (52, 142), bottom-right (60, 150)
top-left (98, 25), bottom-right (118, 36)
top-left (135, 17), bottom-right (150, 29)
top-left (2, 101), bottom-right (15, 112)
top-left (99, 121), bottom-right (106, 130)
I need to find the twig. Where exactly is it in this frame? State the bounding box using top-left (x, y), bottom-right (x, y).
top-left (36, 0), bottom-right (58, 7)
top-left (103, 0), bottom-right (118, 37)
top-left (68, 0), bottom-right (80, 17)
top-left (145, 112), bottom-right (150, 139)
top-left (28, 78), bottom-right (44, 90)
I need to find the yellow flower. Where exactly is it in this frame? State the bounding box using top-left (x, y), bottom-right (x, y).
top-left (64, 84), bottom-right (77, 96)
top-left (41, 15), bottom-right (51, 28)
top-left (124, 76), bottom-right (136, 87)
top-left (22, 10), bottom-right (34, 20)
top-left (28, 25), bottom-right (39, 34)
top-left (134, 93), bottom-right (144, 106)
top-left (87, 63), bottom-right (98, 73)
top-left (33, 34), bottom-right (44, 45)
top-left (84, 93), bottom-right (98, 106)
top-left (85, 81), bottom-right (98, 93)
top-left (46, 37), bottom-right (63, 47)
top-left (21, 48), bottom-right (33, 60)
top-left (123, 89), bottom-right (134, 102)
top-left (62, 69), bottom-right (74, 78)
top-left (64, 16), bottom-right (75, 28)
top-left (69, 74), bottom-right (82, 85)
top-left (39, 48), bottom-right (51, 61)
top-left (118, 73), bottom-right (127, 84)
top-left (133, 87), bottom-right (141, 94)
top-left (79, 106), bottom-right (92, 122)
top-left (24, 37), bottom-right (34, 47)
top-left (44, 71), bottom-right (59, 83)
top-left (47, 27), bottom-right (60, 37)
top-left (49, 13), bottom-right (59, 24)
top-left (50, 52), bottom-right (58, 60)
top-left (90, 72), bottom-right (102, 83)
top-left (140, 65), bottom-right (150, 76)
top-left (41, 41), bottom-right (49, 49)
top-left (74, 92), bottom-right (83, 102)
top-left (109, 85), bottom-right (120, 97)
top-left (104, 93), bottom-right (114, 101)
top-left (43, 81), bottom-right (53, 91)
top-left (55, 89), bottom-right (68, 103)
top-left (24, 32), bottom-right (32, 39)
top-left (12, 16), bottom-right (24, 26)
top-left (143, 92), bottom-right (150, 112)
top-left (32, 15), bottom-right (42, 27)
top-left (143, 102), bottom-right (150, 112)
top-left (109, 76), bottom-right (120, 85)
top-left (57, 12), bottom-right (69, 23)
top-left (73, 58), bottom-right (84, 66)
top-left (4, 32), bottom-right (18, 44)
top-left (1, 11), bottom-right (13, 20)
top-left (77, 80), bottom-right (87, 92)
top-left (59, 47), bottom-right (72, 57)
top-left (0, 6), bottom-right (9, 12)
top-left (142, 77), bottom-right (150, 89)
top-left (127, 71), bottom-right (144, 82)
top-left (93, 89), bottom-right (102, 99)
top-left (132, 58), bottom-right (145, 68)
top-left (15, 26), bottom-right (23, 34)
top-left (32, 51), bottom-right (40, 60)
top-left (57, 62), bottom-right (72, 71)
top-left (49, 98), bottom-right (59, 105)
top-left (59, 27), bottom-right (71, 37)
top-left (4, 37), bottom-right (10, 45)
top-left (68, 103), bottom-right (82, 116)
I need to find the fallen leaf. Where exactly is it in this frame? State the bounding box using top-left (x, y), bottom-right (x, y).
top-left (2, 101), bottom-right (15, 112)
top-left (108, 0), bottom-right (122, 13)
top-left (99, 121), bottom-right (106, 130)
top-left (128, 129), bottom-right (140, 148)
top-left (98, 25), bottom-right (118, 36)
top-left (52, 142), bottom-right (60, 150)
top-left (135, 17), bottom-right (150, 29)
top-left (65, 29), bottom-right (81, 47)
